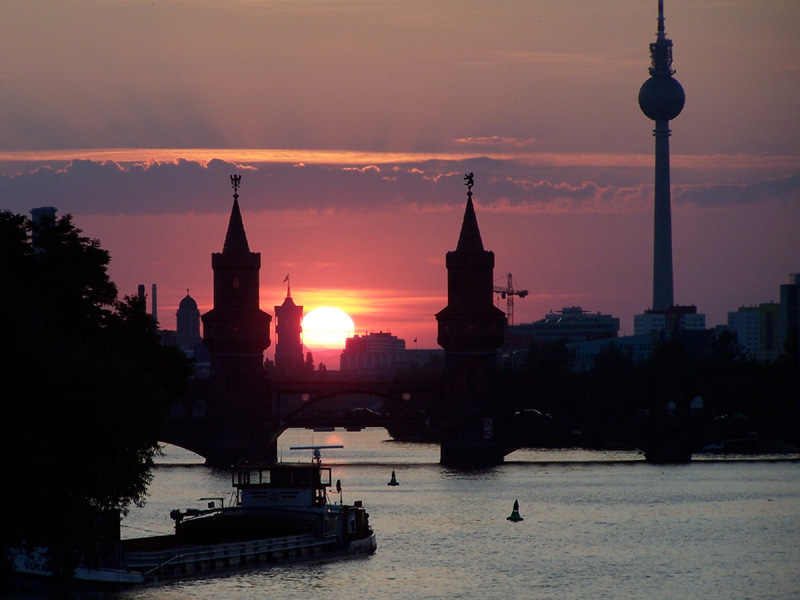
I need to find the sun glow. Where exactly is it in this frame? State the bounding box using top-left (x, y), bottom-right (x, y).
top-left (301, 307), bottom-right (355, 349)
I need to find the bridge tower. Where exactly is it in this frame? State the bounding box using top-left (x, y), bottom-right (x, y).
top-left (200, 175), bottom-right (273, 466)
top-left (435, 173), bottom-right (507, 467)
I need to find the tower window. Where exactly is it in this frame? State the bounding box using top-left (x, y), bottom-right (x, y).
top-left (233, 277), bottom-right (240, 288)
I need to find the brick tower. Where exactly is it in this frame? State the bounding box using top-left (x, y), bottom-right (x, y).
top-left (435, 173), bottom-right (507, 467)
top-left (201, 175), bottom-right (272, 465)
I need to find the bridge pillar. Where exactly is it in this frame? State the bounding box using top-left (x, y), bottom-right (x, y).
top-left (437, 351), bottom-right (506, 467)
top-left (162, 378), bottom-right (281, 467)
top-left (439, 427), bottom-right (505, 467)
top-left (199, 371), bottom-right (279, 467)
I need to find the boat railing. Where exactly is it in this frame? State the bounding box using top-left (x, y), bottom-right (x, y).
top-left (126, 532), bottom-right (338, 574)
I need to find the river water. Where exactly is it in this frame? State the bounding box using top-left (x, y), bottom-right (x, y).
top-left (110, 429), bottom-right (800, 599)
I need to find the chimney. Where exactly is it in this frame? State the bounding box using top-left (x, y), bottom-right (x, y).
top-left (152, 284), bottom-right (158, 325)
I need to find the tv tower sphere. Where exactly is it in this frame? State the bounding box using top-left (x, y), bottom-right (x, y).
top-left (638, 0), bottom-right (685, 122)
top-left (639, 76), bottom-right (684, 122)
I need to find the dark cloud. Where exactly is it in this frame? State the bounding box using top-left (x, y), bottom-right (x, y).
top-left (673, 174), bottom-right (800, 208)
top-left (1, 157), bottom-right (796, 217)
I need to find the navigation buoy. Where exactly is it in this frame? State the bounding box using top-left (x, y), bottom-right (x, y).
top-left (507, 499), bottom-right (523, 522)
top-left (387, 470), bottom-right (399, 486)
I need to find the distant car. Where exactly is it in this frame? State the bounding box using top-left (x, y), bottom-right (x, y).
top-left (351, 408), bottom-right (381, 419)
top-left (713, 412), bottom-right (749, 422)
top-left (514, 409), bottom-right (552, 420)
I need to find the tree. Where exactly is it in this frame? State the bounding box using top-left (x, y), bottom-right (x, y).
top-left (588, 343), bottom-right (642, 422)
top-left (0, 210), bottom-right (192, 575)
top-left (523, 339), bottom-right (578, 417)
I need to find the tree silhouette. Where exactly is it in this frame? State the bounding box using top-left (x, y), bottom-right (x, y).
top-left (0, 210), bottom-right (191, 576)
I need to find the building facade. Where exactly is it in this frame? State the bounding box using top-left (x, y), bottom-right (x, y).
top-left (570, 334), bottom-right (654, 373)
top-left (339, 332), bottom-right (444, 377)
top-left (634, 305), bottom-right (706, 336)
top-left (727, 303), bottom-right (781, 362)
top-left (779, 273), bottom-right (799, 356)
top-left (510, 306), bottom-right (620, 343)
top-left (340, 332), bottom-right (406, 377)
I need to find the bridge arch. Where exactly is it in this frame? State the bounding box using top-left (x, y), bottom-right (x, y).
top-left (279, 387), bottom-right (429, 424)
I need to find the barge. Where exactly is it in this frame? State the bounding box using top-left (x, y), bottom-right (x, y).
top-left (122, 446), bottom-right (376, 582)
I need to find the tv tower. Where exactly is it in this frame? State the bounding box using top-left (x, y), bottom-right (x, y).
top-left (638, 0), bottom-right (685, 311)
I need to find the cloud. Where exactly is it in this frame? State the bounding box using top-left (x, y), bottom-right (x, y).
top-left (482, 178), bottom-right (652, 214)
top-left (454, 136), bottom-right (538, 149)
top-left (1, 156), bottom-right (796, 218)
top-left (673, 175), bottom-right (800, 209)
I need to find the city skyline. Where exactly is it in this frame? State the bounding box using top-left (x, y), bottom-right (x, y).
top-left (2, 1), bottom-right (798, 365)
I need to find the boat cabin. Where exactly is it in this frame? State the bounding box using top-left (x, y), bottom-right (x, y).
top-left (234, 462), bottom-right (332, 509)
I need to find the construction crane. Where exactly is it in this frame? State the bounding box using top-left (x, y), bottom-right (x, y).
top-left (493, 273), bottom-right (528, 326)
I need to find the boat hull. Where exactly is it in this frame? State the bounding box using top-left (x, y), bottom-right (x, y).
top-left (123, 531), bottom-right (376, 582)
top-left (8, 547), bottom-right (145, 592)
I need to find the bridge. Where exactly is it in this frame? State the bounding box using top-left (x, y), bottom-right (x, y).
top-left (159, 173), bottom-right (702, 467)
top-left (162, 377), bottom-right (442, 466)
top-left (270, 378), bottom-right (439, 436)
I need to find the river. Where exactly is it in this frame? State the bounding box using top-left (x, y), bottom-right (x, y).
top-left (112, 429), bottom-right (798, 598)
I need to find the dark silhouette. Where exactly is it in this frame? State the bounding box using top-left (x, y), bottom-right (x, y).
top-left (494, 331), bottom-right (799, 454)
top-left (0, 209), bottom-right (192, 578)
top-left (435, 174), bottom-right (508, 466)
top-left (638, 0), bottom-right (685, 311)
top-left (274, 277), bottom-right (305, 378)
top-left (199, 176), bottom-right (272, 465)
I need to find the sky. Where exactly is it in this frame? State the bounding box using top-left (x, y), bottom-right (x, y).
top-left (2, 0), bottom-right (799, 367)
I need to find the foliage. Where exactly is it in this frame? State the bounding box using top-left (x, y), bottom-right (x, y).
top-left (0, 210), bottom-right (192, 570)
top-left (498, 341), bottom-right (576, 416)
top-left (503, 330), bottom-right (798, 445)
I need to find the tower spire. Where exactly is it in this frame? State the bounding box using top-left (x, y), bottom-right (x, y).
top-left (456, 172), bottom-right (485, 253)
top-left (657, 0), bottom-right (666, 42)
top-left (222, 174), bottom-right (251, 255)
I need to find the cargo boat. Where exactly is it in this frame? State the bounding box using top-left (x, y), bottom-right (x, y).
top-left (121, 445), bottom-right (376, 582)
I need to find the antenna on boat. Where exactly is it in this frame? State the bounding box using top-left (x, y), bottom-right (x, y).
top-left (290, 445), bottom-right (344, 466)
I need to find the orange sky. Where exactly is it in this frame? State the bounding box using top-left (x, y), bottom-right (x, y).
top-left (1, 1), bottom-right (799, 367)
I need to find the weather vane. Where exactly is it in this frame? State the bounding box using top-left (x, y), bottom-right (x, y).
top-left (464, 172), bottom-right (474, 197)
top-left (230, 174), bottom-right (241, 200)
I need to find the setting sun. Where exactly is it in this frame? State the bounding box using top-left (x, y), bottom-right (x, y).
top-left (301, 307), bottom-right (355, 349)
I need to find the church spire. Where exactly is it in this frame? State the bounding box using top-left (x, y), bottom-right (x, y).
top-left (222, 174), bottom-right (251, 255)
top-left (455, 172), bottom-right (485, 253)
